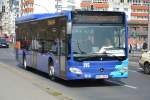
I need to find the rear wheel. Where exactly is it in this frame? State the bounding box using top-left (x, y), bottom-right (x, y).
top-left (48, 60), bottom-right (55, 80)
top-left (144, 62), bottom-right (150, 74)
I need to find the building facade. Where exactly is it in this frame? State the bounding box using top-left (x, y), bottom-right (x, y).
top-left (0, 0), bottom-right (81, 39)
top-left (13, 0), bottom-right (20, 17)
top-left (80, 0), bottom-right (150, 49)
top-left (0, 0), bottom-right (15, 37)
top-left (20, 0), bottom-right (79, 16)
top-left (128, 0), bottom-right (149, 49)
top-left (80, 0), bottom-right (149, 22)
top-left (0, 0), bottom-right (4, 36)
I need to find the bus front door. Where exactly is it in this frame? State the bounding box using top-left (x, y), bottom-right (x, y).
top-left (59, 40), bottom-right (66, 80)
top-left (54, 40), bottom-right (66, 79)
top-left (60, 55), bottom-right (66, 79)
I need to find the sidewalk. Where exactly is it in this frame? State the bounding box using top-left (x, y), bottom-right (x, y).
top-left (0, 63), bottom-right (58, 100)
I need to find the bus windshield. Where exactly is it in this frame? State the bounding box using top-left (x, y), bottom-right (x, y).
top-left (72, 24), bottom-right (126, 57)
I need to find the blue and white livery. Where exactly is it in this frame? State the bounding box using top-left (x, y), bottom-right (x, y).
top-left (15, 11), bottom-right (128, 80)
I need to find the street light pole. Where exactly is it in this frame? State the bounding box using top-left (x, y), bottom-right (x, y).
top-left (56, 0), bottom-right (59, 12)
top-left (148, 1), bottom-right (150, 51)
top-left (34, 4), bottom-right (50, 14)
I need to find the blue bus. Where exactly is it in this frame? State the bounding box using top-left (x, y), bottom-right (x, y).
top-left (15, 11), bottom-right (128, 80)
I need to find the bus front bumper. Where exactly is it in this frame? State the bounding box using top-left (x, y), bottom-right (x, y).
top-left (66, 72), bottom-right (128, 80)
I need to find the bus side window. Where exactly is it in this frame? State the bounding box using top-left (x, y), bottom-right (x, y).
top-left (51, 40), bottom-right (58, 54)
top-left (35, 40), bottom-right (45, 53)
top-left (40, 41), bottom-right (45, 53)
top-left (31, 39), bottom-right (41, 51)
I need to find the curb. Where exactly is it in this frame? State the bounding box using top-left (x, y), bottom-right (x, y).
top-left (0, 62), bottom-right (73, 100)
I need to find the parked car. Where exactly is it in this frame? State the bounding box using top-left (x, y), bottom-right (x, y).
top-left (139, 51), bottom-right (150, 74)
top-left (0, 38), bottom-right (9, 48)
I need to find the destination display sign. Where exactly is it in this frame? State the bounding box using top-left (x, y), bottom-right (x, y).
top-left (73, 14), bottom-right (123, 24)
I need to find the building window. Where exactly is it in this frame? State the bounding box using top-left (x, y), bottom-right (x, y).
top-left (113, 8), bottom-right (119, 11)
top-left (120, 0), bottom-right (124, 3)
top-left (127, 0), bottom-right (131, 3)
top-left (124, 8), bottom-right (128, 11)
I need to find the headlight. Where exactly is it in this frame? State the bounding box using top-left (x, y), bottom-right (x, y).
top-left (69, 67), bottom-right (83, 74)
top-left (120, 67), bottom-right (128, 73)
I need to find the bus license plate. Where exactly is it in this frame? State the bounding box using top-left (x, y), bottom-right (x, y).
top-left (96, 75), bottom-right (108, 79)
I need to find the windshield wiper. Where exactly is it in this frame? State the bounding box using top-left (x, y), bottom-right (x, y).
top-left (106, 53), bottom-right (126, 61)
top-left (74, 53), bottom-right (126, 61)
top-left (76, 40), bottom-right (86, 54)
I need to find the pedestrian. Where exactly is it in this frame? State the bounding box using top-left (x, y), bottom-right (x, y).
top-left (129, 44), bottom-right (132, 53)
top-left (142, 42), bottom-right (147, 50)
top-left (15, 41), bottom-right (21, 61)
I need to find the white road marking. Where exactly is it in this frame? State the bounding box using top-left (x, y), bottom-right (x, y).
top-left (123, 84), bottom-right (137, 89)
top-left (107, 80), bottom-right (137, 89)
top-left (138, 68), bottom-right (143, 70)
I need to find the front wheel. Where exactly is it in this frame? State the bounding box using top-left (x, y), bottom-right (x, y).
top-left (48, 61), bottom-right (55, 80)
top-left (144, 62), bottom-right (150, 74)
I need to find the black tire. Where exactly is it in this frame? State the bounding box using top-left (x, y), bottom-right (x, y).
top-left (48, 60), bottom-right (55, 80)
top-left (144, 62), bottom-right (150, 74)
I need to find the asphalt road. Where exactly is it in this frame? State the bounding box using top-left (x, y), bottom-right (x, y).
top-left (0, 48), bottom-right (150, 100)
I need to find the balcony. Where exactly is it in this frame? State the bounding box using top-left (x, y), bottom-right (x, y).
top-left (80, 2), bottom-right (91, 7)
top-left (131, 5), bottom-right (149, 10)
top-left (128, 20), bottom-right (148, 24)
top-left (81, 2), bottom-right (109, 8)
top-left (131, 13), bottom-right (149, 17)
top-left (92, 3), bottom-right (109, 8)
top-left (21, 0), bottom-right (34, 6)
top-left (21, 8), bottom-right (34, 13)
